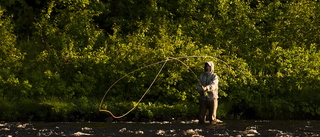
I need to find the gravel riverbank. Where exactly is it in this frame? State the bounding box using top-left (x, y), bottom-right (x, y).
top-left (1, 120), bottom-right (319, 136)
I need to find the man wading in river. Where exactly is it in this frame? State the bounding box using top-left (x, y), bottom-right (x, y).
top-left (197, 61), bottom-right (219, 124)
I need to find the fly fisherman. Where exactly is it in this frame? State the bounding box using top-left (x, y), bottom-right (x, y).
top-left (197, 61), bottom-right (219, 124)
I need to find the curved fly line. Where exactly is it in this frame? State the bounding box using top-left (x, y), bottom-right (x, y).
top-left (99, 56), bottom-right (231, 119)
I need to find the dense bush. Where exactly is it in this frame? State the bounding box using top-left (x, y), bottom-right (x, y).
top-left (0, 0), bottom-right (319, 121)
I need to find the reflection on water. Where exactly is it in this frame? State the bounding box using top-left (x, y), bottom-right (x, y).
top-left (1, 120), bottom-right (319, 136)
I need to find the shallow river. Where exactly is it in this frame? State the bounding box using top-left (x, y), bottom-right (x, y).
top-left (1, 120), bottom-right (319, 136)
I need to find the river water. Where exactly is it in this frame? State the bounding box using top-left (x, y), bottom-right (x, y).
top-left (1, 120), bottom-right (319, 136)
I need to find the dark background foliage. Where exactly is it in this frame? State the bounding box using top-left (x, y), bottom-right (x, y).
top-left (0, 0), bottom-right (319, 121)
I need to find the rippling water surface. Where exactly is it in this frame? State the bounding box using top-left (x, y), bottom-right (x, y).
top-left (1, 120), bottom-right (319, 136)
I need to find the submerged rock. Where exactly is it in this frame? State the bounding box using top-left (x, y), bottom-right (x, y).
top-left (72, 131), bottom-right (92, 136)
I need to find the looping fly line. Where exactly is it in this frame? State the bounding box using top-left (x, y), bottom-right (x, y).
top-left (99, 56), bottom-right (230, 119)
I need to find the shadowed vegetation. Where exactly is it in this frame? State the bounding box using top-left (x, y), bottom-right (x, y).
top-left (0, 0), bottom-right (319, 121)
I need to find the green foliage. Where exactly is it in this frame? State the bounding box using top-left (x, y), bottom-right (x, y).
top-left (0, 0), bottom-right (319, 121)
top-left (0, 8), bottom-right (29, 99)
top-left (40, 98), bottom-right (76, 120)
top-left (105, 101), bottom-right (198, 121)
top-left (0, 98), bottom-right (18, 120)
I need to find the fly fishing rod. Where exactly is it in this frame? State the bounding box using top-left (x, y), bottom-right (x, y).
top-left (99, 56), bottom-right (232, 118)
